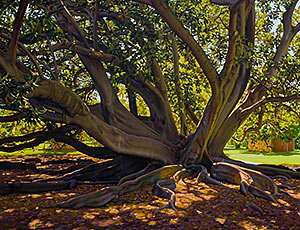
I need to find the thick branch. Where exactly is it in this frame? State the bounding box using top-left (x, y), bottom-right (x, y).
top-left (220, 8), bottom-right (239, 80)
top-left (0, 131), bottom-right (48, 146)
top-left (74, 44), bottom-right (120, 64)
top-left (27, 80), bottom-right (175, 162)
top-left (70, 113), bottom-right (176, 163)
top-left (152, 60), bottom-right (168, 99)
top-left (269, 0), bottom-right (300, 77)
top-left (130, 77), bottom-right (178, 143)
top-left (0, 138), bottom-right (48, 152)
top-left (150, 0), bottom-right (218, 86)
top-left (54, 133), bottom-right (118, 159)
top-left (171, 34), bottom-right (186, 135)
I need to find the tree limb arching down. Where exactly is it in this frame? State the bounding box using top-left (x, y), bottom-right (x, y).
top-left (0, 0), bottom-right (299, 211)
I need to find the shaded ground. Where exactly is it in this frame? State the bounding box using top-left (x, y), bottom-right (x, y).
top-left (0, 153), bottom-right (300, 229)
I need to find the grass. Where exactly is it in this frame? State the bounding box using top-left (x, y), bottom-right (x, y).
top-left (0, 148), bottom-right (80, 156)
top-left (1, 146), bottom-right (300, 166)
top-left (224, 148), bottom-right (300, 166)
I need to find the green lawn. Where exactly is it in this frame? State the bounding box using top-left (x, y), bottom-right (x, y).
top-left (224, 148), bottom-right (300, 166)
top-left (0, 148), bottom-right (79, 156)
top-left (1, 146), bottom-right (300, 166)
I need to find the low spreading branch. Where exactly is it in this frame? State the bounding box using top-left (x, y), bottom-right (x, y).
top-left (241, 94), bottom-right (300, 115)
top-left (0, 111), bottom-right (29, 122)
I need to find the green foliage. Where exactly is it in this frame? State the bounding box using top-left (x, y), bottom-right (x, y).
top-left (0, 0), bottom-right (300, 149)
top-left (0, 74), bottom-right (35, 109)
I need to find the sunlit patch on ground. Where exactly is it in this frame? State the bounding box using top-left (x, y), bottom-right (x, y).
top-left (0, 154), bottom-right (300, 229)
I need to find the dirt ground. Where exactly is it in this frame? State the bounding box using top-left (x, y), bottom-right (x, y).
top-left (0, 153), bottom-right (299, 230)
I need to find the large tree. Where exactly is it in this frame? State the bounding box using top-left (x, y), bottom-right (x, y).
top-left (0, 0), bottom-right (300, 209)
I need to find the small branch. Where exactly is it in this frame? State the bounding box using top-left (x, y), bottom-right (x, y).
top-left (56, 0), bottom-right (90, 47)
top-left (0, 125), bottom-right (77, 153)
top-left (0, 111), bottom-right (29, 122)
top-left (0, 33), bottom-right (44, 79)
top-left (269, 0), bottom-right (300, 77)
top-left (73, 44), bottom-right (120, 64)
top-left (7, 0), bottom-right (31, 63)
top-left (291, 22), bottom-right (300, 37)
top-left (241, 94), bottom-right (300, 115)
top-left (43, 41), bottom-right (120, 64)
top-left (47, 36), bottom-right (59, 81)
top-left (36, 58), bottom-right (58, 80)
top-left (136, 0), bottom-right (152, 5)
top-left (281, 103), bottom-right (300, 120)
top-left (211, 0), bottom-right (246, 10)
top-left (185, 104), bottom-right (200, 125)
top-left (152, 59), bottom-right (168, 99)
top-left (127, 88), bottom-right (138, 116)
top-left (93, 1), bottom-right (99, 50)
top-left (0, 131), bottom-right (48, 145)
top-left (233, 106), bottom-right (265, 142)
top-left (211, 0), bottom-right (233, 6)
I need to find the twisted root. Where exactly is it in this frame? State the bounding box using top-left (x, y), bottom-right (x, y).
top-left (57, 165), bottom-right (183, 209)
top-left (211, 162), bottom-right (278, 202)
top-left (153, 179), bottom-right (177, 212)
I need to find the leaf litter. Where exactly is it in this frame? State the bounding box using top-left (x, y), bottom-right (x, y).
top-left (0, 153), bottom-right (299, 229)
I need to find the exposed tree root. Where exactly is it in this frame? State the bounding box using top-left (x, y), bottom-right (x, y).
top-left (278, 184), bottom-right (292, 190)
top-left (245, 203), bottom-right (263, 214)
top-left (57, 165), bottom-right (183, 209)
top-left (117, 163), bottom-right (152, 185)
top-left (0, 180), bottom-right (78, 195)
top-left (24, 157), bottom-right (42, 163)
top-left (153, 179), bottom-right (177, 213)
top-left (196, 165), bottom-right (225, 187)
top-left (271, 175), bottom-right (289, 180)
top-left (248, 185), bottom-right (276, 202)
top-left (41, 161), bottom-right (94, 176)
top-left (36, 159), bottom-right (121, 183)
top-left (1, 154), bottom-right (298, 212)
top-left (40, 159), bottom-right (93, 166)
top-left (62, 159), bottom-right (120, 181)
top-left (173, 168), bottom-right (190, 184)
top-left (211, 162), bottom-right (278, 201)
top-left (213, 157), bottom-right (300, 179)
top-left (0, 161), bottom-right (37, 171)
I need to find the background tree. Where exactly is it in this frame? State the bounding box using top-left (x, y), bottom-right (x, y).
top-left (0, 0), bottom-right (300, 209)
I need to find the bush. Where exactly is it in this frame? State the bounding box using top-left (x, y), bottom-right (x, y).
top-left (296, 138), bottom-right (300, 150)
